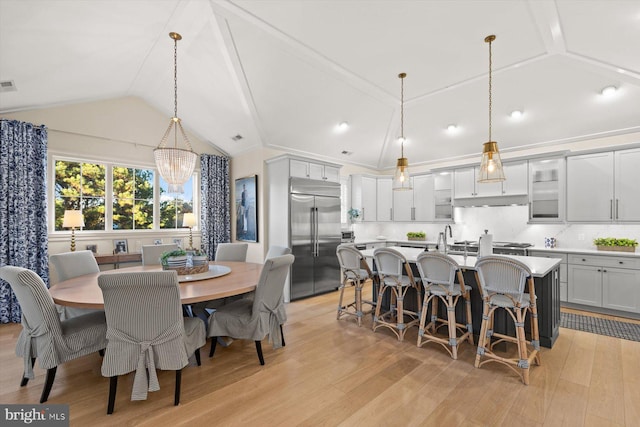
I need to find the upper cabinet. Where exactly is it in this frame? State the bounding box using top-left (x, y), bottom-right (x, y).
top-left (567, 148), bottom-right (640, 222)
top-left (454, 161), bottom-right (527, 200)
top-left (529, 157), bottom-right (564, 222)
top-left (501, 161), bottom-right (528, 196)
top-left (290, 159), bottom-right (340, 182)
top-left (433, 173), bottom-right (453, 221)
top-left (377, 177), bottom-right (393, 221)
top-left (351, 175), bottom-right (377, 222)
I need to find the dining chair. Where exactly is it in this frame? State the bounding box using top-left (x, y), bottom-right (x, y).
top-left (0, 265), bottom-right (107, 403)
top-left (215, 242), bottom-right (248, 262)
top-left (372, 247), bottom-right (422, 341)
top-left (266, 245), bottom-right (292, 345)
top-left (474, 255), bottom-right (541, 385)
top-left (49, 250), bottom-right (103, 319)
top-left (336, 244), bottom-right (377, 326)
top-left (208, 254), bottom-right (295, 365)
top-left (415, 252), bottom-right (473, 359)
top-left (97, 271), bottom-right (206, 414)
top-left (141, 243), bottom-right (179, 266)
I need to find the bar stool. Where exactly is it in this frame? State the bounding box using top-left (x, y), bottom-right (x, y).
top-left (372, 248), bottom-right (422, 341)
top-left (415, 252), bottom-right (473, 359)
top-left (474, 256), bottom-right (541, 385)
top-left (336, 244), bottom-right (377, 326)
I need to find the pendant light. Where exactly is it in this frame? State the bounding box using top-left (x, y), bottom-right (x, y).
top-left (154, 32), bottom-right (198, 194)
top-left (393, 72), bottom-right (412, 191)
top-left (478, 35), bottom-right (505, 183)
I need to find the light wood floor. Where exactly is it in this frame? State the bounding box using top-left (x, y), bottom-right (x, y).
top-left (1, 289), bottom-right (639, 426)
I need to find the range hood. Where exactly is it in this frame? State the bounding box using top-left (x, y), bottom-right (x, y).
top-left (453, 194), bottom-right (529, 208)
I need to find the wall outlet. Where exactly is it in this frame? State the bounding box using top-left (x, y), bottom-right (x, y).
top-left (578, 233), bottom-right (585, 241)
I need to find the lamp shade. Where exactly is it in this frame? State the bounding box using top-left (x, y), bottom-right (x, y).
top-left (62, 210), bottom-right (84, 228)
top-left (478, 141), bottom-right (505, 182)
top-left (182, 213), bottom-right (197, 228)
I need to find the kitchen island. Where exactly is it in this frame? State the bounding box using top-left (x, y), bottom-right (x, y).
top-left (360, 247), bottom-right (562, 348)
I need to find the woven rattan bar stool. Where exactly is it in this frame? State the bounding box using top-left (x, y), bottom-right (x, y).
top-left (372, 248), bottom-right (422, 341)
top-left (336, 244), bottom-right (377, 326)
top-left (474, 256), bottom-right (541, 385)
top-left (415, 252), bottom-right (473, 359)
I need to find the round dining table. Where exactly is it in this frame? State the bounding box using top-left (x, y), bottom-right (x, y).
top-left (49, 261), bottom-right (263, 309)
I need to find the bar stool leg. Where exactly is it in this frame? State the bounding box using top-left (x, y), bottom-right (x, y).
top-left (372, 283), bottom-right (386, 332)
top-left (515, 307), bottom-right (530, 385)
top-left (417, 292), bottom-right (431, 348)
top-left (396, 286), bottom-right (405, 341)
top-left (446, 294), bottom-right (458, 359)
top-left (475, 300), bottom-right (490, 368)
top-left (355, 281), bottom-right (363, 327)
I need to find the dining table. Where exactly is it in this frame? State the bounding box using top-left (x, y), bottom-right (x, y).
top-left (49, 261), bottom-right (263, 309)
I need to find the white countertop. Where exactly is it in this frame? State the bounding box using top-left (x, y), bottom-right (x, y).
top-left (360, 246), bottom-right (561, 278)
top-left (528, 246), bottom-right (640, 258)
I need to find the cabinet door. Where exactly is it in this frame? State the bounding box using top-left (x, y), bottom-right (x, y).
top-left (454, 168), bottom-right (475, 198)
top-left (376, 177), bottom-right (393, 221)
top-left (501, 161), bottom-right (528, 195)
top-left (602, 267), bottom-right (640, 313)
top-left (568, 264), bottom-right (602, 306)
top-left (290, 159), bottom-right (309, 178)
top-left (567, 152), bottom-right (614, 221)
top-left (323, 166), bottom-right (341, 183)
top-left (475, 166), bottom-right (503, 197)
top-left (614, 148), bottom-right (640, 221)
top-left (433, 173), bottom-right (453, 221)
top-left (393, 177), bottom-right (414, 221)
top-left (413, 174), bottom-right (434, 221)
top-left (308, 163), bottom-right (324, 180)
top-left (529, 158), bottom-right (562, 221)
top-left (361, 176), bottom-right (377, 222)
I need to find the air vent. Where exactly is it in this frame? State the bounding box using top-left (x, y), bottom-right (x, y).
top-left (0, 80), bottom-right (17, 92)
top-left (231, 134), bottom-right (243, 141)
top-left (341, 150), bottom-right (352, 155)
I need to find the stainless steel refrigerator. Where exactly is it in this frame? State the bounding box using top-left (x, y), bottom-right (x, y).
top-left (290, 178), bottom-right (341, 300)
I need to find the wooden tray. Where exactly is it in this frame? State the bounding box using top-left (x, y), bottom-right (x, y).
top-left (596, 245), bottom-right (636, 253)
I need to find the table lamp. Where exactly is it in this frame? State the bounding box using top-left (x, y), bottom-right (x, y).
top-left (63, 210), bottom-right (84, 252)
top-left (182, 213), bottom-right (197, 249)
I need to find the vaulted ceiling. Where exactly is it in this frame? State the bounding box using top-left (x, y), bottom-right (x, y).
top-left (1, 0), bottom-right (639, 170)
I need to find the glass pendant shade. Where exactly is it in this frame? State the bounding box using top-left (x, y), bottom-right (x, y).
top-left (478, 141), bottom-right (505, 182)
top-left (393, 157), bottom-right (412, 190)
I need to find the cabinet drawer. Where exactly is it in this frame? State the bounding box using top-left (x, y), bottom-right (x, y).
top-left (568, 254), bottom-right (640, 269)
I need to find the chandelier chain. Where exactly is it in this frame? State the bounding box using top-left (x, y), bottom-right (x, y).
top-left (173, 36), bottom-right (178, 119)
top-left (488, 38), bottom-right (492, 142)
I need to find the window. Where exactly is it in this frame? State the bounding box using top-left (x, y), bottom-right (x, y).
top-left (54, 160), bottom-right (106, 231)
top-left (53, 158), bottom-right (197, 232)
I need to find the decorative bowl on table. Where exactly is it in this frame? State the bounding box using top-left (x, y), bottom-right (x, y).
top-left (163, 263), bottom-right (209, 275)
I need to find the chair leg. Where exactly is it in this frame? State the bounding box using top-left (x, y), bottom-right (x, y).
top-left (20, 358), bottom-right (36, 387)
top-left (209, 337), bottom-right (218, 358)
top-left (255, 341), bottom-right (265, 365)
top-left (195, 348), bottom-right (201, 366)
top-left (40, 367), bottom-right (57, 403)
top-left (174, 369), bottom-right (182, 406)
top-left (107, 376), bottom-right (118, 414)
top-left (446, 295), bottom-right (458, 360)
top-left (355, 283), bottom-right (363, 326)
top-left (280, 324), bottom-right (286, 347)
top-left (475, 301), bottom-right (490, 368)
top-left (337, 281), bottom-right (347, 320)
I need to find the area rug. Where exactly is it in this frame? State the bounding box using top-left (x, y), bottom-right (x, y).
top-left (560, 312), bottom-right (640, 342)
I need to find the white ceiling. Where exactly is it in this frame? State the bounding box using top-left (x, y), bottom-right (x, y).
top-left (1, 0), bottom-right (639, 171)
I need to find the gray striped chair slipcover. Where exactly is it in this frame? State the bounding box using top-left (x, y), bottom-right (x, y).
top-left (208, 254), bottom-right (295, 365)
top-left (97, 271), bottom-right (206, 413)
top-left (50, 250), bottom-right (103, 320)
top-left (0, 265), bottom-right (108, 403)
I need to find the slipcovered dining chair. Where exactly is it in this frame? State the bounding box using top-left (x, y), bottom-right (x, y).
top-left (215, 242), bottom-right (248, 262)
top-left (97, 271), bottom-right (206, 414)
top-left (336, 244), bottom-right (377, 326)
top-left (266, 246), bottom-right (292, 345)
top-left (415, 252), bottom-right (473, 359)
top-left (0, 266), bottom-right (107, 403)
top-left (50, 250), bottom-right (102, 319)
top-left (208, 254), bottom-right (295, 365)
top-left (372, 248), bottom-right (422, 341)
top-left (141, 243), bottom-right (179, 266)
top-left (474, 256), bottom-right (541, 385)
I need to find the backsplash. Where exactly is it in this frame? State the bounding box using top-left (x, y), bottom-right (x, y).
top-left (352, 205), bottom-right (640, 250)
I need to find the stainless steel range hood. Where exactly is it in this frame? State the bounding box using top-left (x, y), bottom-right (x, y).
top-left (453, 194), bottom-right (528, 208)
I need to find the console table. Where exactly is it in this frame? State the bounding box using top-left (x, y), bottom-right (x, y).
top-left (93, 253), bottom-right (142, 269)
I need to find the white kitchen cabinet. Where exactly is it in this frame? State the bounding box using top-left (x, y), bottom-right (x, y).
top-left (377, 177), bottom-right (393, 221)
top-left (454, 168), bottom-right (476, 198)
top-left (501, 161), bottom-right (528, 196)
top-left (602, 267), bottom-right (640, 313)
top-left (614, 148), bottom-right (640, 221)
top-left (566, 152), bottom-right (614, 222)
top-left (392, 177), bottom-right (414, 221)
top-left (433, 173), bottom-right (453, 221)
top-left (529, 157), bottom-right (564, 222)
top-left (351, 175), bottom-right (377, 222)
top-left (290, 159), bottom-right (340, 182)
top-left (413, 174), bottom-right (435, 221)
top-left (568, 264), bottom-right (602, 307)
top-left (454, 164), bottom-right (520, 199)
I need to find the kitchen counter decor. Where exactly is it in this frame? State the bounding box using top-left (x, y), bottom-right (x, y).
top-left (594, 237), bottom-right (638, 253)
top-left (406, 231), bottom-right (426, 241)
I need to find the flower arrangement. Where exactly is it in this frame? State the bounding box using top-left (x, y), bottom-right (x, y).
top-left (347, 208), bottom-right (361, 222)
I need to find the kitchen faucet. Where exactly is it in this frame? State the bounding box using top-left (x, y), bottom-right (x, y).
top-left (442, 224), bottom-right (452, 254)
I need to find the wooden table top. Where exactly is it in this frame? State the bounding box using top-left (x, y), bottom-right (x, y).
top-left (49, 261), bottom-right (263, 309)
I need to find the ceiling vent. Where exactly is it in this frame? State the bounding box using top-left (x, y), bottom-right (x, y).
top-left (0, 80), bottom-right (17, 92)
top-left (341, 150), bottom-right (352, 155)
top-left (231, 134), bottom-right (243, 142)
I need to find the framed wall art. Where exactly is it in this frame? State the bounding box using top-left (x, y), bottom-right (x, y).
top-left (235, 175), bottom-right (258, 242)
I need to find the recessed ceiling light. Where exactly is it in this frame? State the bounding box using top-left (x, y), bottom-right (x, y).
top-left (600, 85), bottom-right (617, 96)
top-left (510, 110), bottom-right (523, 119)
top-left (447, 124), bottom-right (457, 132)
top-left (336, 121), bottom-right (349, 131)
top-left (617, 68), bottom-right (626, 74)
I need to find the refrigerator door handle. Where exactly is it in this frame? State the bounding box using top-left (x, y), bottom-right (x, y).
top-left (314, 207), bottom-right (320, 256)
top-left (310, 207), bottom-right (316, 256)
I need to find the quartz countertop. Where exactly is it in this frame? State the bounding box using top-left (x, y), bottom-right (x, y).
top-left (528, 246), bottom-right (640, 258)
top-left (360, 246), bottom-right (561, 278)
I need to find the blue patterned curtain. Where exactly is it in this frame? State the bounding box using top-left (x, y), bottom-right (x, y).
top-left (0, 119), bottom-right (49, 323)
top-left (200, 154), bottom-right (230, 259)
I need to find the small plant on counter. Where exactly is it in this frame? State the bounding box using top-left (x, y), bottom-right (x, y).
top-left (593, 237), bottom-right (638, 247)
top-left (406, 231), bottom-right (426, 241)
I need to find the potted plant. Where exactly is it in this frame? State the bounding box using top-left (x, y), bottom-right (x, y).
top-left (406, 231), bottom-right (426, 241)
top-left (593, 237), bottom-right (638, 253)
top-left (191, 249), bottom-right (208, 266)
top-left (160, 249), bottom-right (187, 268)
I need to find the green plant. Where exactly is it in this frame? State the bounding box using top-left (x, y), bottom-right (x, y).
top-left (160, 249), bottom-right (187, 265)
top-left (593, 237), bottom-right (638, 247)
top-left (406, 231), bottom-right (426, 239)
top-left (347, 208), bottom-right (360, 221)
